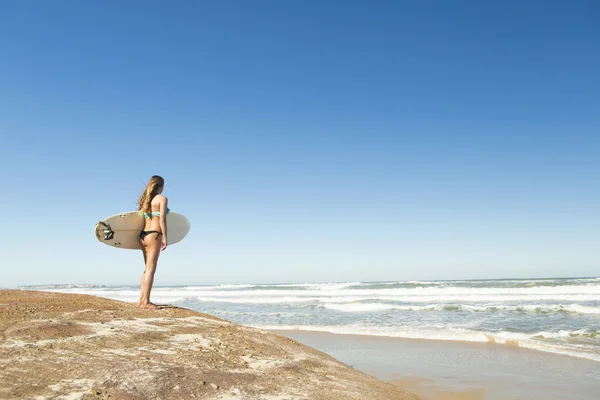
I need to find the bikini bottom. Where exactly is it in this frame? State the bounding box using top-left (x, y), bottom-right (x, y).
top-left (140, 230), bottom-right (162, 241)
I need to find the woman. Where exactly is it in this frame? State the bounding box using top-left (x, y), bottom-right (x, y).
top-left (136, 175), bottom-right (169, 309)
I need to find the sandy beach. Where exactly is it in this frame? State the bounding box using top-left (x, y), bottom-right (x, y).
top-left (0, 290), bottom-right (415, 400)
top-left (274, 330), bottom-right (600, 400)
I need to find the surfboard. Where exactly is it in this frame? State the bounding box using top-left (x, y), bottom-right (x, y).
top-left (94, 211), bottom-right (190, 250)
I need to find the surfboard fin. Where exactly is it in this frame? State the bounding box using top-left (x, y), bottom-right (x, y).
top-left (98, 221), bottom-right (115, 241)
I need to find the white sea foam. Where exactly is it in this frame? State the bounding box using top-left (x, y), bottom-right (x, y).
top-left (178, 282), bottom-right (364, 291)
top-left (47, 282), bottom-right (600, 296)
top-left (151, 285), bottom-right (592, 296)
top-left (169, 285), bottom-right (600, 296)
top-left (172, 293), bottom-right (598, 303)
top-left (324, 303), bottom-right (397, 312)
top-left (321, 302), bottom-right (600, 314)
top-left (181, 284), bottom-right (256, 290)
top-left (40, 283), bottom-right (600, 307)
top-left (257, 325), bottom-right (600, 362)
top-left (566, 304), bottom-right (600, 315)
top-left (55, 292), bottom-right (600, 303)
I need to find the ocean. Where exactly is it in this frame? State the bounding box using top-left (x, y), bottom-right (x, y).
top-left (24, 277), bottom-right (600, 362)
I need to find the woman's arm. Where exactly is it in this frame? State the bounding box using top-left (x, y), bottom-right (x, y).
top-left (159, 196), bottom-right (168, 250)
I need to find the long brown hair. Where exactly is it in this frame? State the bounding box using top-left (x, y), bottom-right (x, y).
top-left (137, 175), bottom-right (164, 216)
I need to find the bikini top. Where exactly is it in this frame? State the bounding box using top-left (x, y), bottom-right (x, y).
top-left (143, 207), bottom-right (170, 219)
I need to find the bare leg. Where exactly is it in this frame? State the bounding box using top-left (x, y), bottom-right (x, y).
top-left (139, 244), bottom-right (148, 306)
top-left (139, 234), bottom-right (161, 309)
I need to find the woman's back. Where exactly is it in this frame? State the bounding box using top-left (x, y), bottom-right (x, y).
top-left (143, 194), bottom-right (169, 230)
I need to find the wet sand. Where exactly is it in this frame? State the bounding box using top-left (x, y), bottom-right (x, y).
top-left (273, 330), bottom-right (600, 400)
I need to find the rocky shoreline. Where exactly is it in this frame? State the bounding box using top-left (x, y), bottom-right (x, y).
top-left (0, 290), bottom-right (417, 400)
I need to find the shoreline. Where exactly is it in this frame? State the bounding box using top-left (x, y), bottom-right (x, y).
top-left (272, 329), bottom-right (600, 400)
top-left (259, 326), bottom-right (600, 363)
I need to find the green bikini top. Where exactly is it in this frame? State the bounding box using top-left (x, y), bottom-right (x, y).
top-left (143, 207), bottom-right (170, 219)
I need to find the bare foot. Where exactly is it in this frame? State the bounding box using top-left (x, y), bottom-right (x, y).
top-left (139, 302), bottom-right (160, 309)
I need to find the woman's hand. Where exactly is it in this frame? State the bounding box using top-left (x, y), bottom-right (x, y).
top-left (161, 236), bottom-right (168, 251)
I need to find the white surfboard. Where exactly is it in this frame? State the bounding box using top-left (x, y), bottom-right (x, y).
top-left (94, 211), bottom-right (190, 250)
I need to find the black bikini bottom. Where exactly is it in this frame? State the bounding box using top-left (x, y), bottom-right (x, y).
top-left (140, 230), bottom-right (162, 240)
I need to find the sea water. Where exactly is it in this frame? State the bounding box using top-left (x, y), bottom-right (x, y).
top-left (26, 277), bottom-right (600, 362)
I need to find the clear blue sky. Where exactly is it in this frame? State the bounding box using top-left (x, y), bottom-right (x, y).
top-left (1, 1), bottom-right (598, 287)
